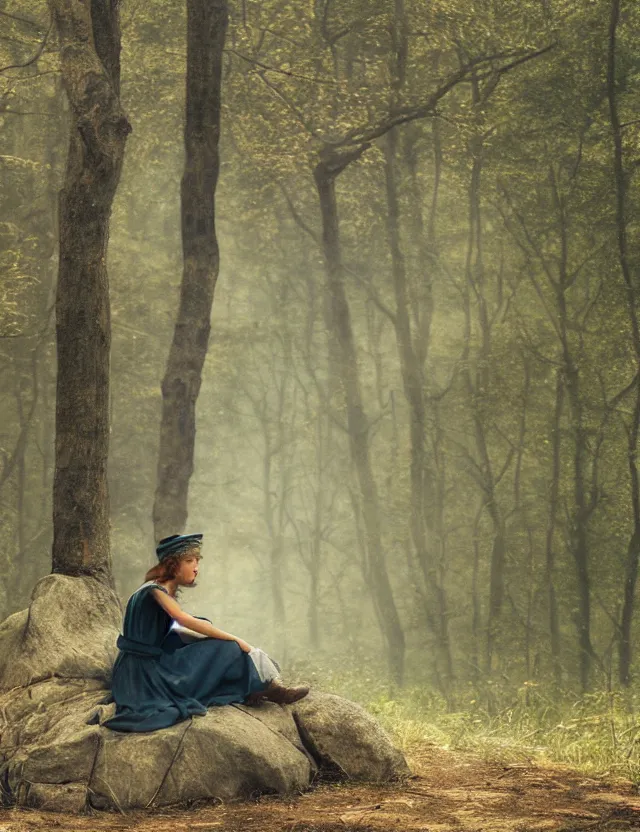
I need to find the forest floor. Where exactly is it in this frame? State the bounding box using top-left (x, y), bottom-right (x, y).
top-left (2, 741), bottom-right (640, 832)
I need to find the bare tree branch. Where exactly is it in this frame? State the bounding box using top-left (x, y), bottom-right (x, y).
top-left (225, 47), bottom-right (336, 85)
top-left (0, 18), bottom-right (53, 74)
top-left (332, 45), bottom-right (555, 149)
top-left (0, 10), bottom-right (45, 29)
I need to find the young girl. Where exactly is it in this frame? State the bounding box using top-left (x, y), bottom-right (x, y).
top-left (104, 533), bottom-right (309, 732)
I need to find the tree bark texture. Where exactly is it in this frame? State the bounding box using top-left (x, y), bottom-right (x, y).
top-left (153, 0), bottom-right (228, 541)
top-left (49, 0), bottom-right (130, 581)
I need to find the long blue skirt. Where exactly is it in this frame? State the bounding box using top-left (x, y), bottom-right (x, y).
top-left (103, 582), bottom-right (272, 733)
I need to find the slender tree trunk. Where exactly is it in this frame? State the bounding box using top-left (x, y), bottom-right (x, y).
top-left (383, 128), bottom-right (453, 694)
top-left (545, 367), bottom-right (564, 687)
top-left (314, 157), bottom-right (406, 686)
top-left (561, 300), bottom-right (595, 691)
top-left (471, 502), bottom-right (483, 685)
top-left (48, 0), bottom-right (130, 581)
top-left (382, 0), bottom-right (451, 691)
top-left (562, 322), bottom-right (594, 692)
top-left (513, 358), bottom-right (536, 693)
top-left (462, 78), bottom-right (506, 675)
top-left (620, 486), bottom-right (640, 685)
top-left (550, 162), bottom-right (596, 692)
top-left (407, 121), bottom-right (454, 698)
top-left (607, 0), bottom-right (640, 686)
top-left (524, 528), bottom-right (534, 692)
top-left (153, 0), bottom-right (228, 540)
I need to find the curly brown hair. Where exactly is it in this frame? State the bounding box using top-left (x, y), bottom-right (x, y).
top-left (144, 548), bottom-right (202, 583)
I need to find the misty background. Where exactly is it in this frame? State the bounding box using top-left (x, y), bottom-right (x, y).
top-left (2, 0), bottom-right (640, 718)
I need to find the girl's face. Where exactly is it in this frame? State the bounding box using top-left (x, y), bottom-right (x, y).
top-left (175, 553), bottom-right (200, 586)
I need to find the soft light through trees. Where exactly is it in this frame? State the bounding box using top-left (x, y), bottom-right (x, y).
top-left (3, 0), bottom-right (640, 708)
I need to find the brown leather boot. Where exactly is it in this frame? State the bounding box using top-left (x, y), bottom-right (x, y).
top-left (262, 679), bottom-right (310, 705)
top-left (245, 680), bottom-right (310, 706)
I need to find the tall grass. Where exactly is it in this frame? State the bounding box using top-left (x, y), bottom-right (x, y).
top-left (290, 656), bottom-right (640, 784)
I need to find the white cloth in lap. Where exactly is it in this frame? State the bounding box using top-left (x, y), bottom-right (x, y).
top-left (248, 646), bottom-right (281, 682)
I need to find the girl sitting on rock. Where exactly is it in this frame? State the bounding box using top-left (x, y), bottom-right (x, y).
top-left (104, 533), bottom-right (309, 732)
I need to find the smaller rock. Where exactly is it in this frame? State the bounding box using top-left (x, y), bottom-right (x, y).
top-left (289, 691), bottom-right (411, 782)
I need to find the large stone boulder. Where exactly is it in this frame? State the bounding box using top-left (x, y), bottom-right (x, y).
top-left (0, 574), bottom-right (121, 691)
top-left (0, 575), bottom-right (410, 812)
top-left (90, 701), bottom-right (314, 811)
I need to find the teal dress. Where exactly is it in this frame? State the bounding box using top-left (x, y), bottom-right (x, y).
top-left (104, 582), bottom-right (272, 732)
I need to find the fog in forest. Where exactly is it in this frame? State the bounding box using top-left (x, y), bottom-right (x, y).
top-left (2, 0), bottom-right (640, 729)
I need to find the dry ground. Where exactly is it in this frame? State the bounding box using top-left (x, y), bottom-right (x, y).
top-left (2, 743), bottom-right (640, 832)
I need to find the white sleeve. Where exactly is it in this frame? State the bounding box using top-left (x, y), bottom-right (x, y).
top-left (170, 619), bottom-right (208, 643)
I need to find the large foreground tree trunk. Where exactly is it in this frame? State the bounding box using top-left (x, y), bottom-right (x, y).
top-left (49, 0), bottom-right (130, 582)
top-left (153, 0), bottom-right (228, 540)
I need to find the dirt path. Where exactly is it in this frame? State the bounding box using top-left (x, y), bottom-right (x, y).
top-left (2, 743), bottom-right (640, 831)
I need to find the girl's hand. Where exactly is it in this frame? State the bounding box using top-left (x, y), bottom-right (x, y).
top-left (236, 638), bottom-right (253, 653)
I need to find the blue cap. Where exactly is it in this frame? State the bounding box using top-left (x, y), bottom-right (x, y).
top-left (156, 533), bottom-right (203, 561)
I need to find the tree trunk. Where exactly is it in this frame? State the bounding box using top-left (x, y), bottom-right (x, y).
top-left (559, 277), bottom-right (594, 694)
top-left (49, 0), bottom-right (131, 581)
top-left (153, 0), bottom-right (228, 540)
top-left (471, 500), bottom-right (483, 684)
top-left (461, 79), bottom-right (506, 675)
top-left (545, 368), bottom-right (564, 687)
top-left (383, 127), bottom-right (453, 694)
top-left (607, 0), bottom-right (640, 687)
top-left (551, 161), bottom-right (596, 693)
top-left (314, 157), bottom-right (406, 686)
